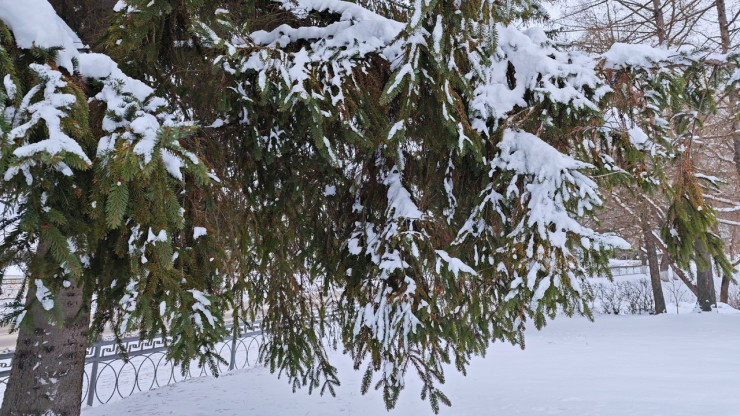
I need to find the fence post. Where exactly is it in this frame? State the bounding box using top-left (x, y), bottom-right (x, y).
top-left (229, 325), bottom-right (237, 371)
top-left (86, 345), bottom-right (100, 407)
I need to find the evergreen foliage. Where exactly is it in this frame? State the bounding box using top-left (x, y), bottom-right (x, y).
top-left (0, 18), bottom-right (226, 373)
top-left (2, 0), bottom-right (739, 413)
top-left (101, 0), bottom-right (634, 411)
top-left (598, 46), bottom-right (736, 285)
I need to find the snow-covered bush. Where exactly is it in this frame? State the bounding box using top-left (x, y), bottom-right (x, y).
top-left (588, 279), bottom-right (655, 315)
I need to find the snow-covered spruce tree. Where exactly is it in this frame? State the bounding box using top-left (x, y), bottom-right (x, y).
top-left (99, 0), bottom-right (640, 411)
top-left (0, 4), bottom-right (226, 414)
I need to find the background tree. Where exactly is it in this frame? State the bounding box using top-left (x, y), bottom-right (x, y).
top-left (712, 0), bottom-right (740, 302)
top-left (554, 0), bottom-right (738, 311)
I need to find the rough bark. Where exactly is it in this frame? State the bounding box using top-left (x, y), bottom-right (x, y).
top-left (659, 252), bottom-right (670, 281)
top-left (641, 209), bottom-right (667, 313)
top-left (695, 239), bottom-right (717, 312)
top-left (1, 250), bottom-right (90, 416)
top-left (733, 133), bottom-right (740, 180)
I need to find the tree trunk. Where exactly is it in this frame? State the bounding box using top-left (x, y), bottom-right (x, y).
top-left (720, 275), bottom-right (730, 304)
top-left (649, 233), bottom-right (698, 296)
top-left (695, 239), bottom-right (717, 312)
top-left (659, 252), bottom-right (670, 281)
top-left (715, 0), bottom-right (737, 305)
top-left (715, 0), bottom-right (740, 183)
top-left (715, 0), bottom-right (731, 54)
top-left (660, 252), bottom-right (669, 272)
top-left (1, 276), bottom-right (90, 415)
top-left (641, 209), bottom-right (667, 313)
top-left (734, 134), bottom-right (740, 178)
top-left (650, 0), bottom-right (667, 44)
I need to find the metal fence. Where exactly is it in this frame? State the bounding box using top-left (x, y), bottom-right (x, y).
top-left (0, 322), bottom-right (264, 407)
top-left (609, 265), bottom-right (649, 276)
top-left (0, 267), bottom-right (649, 406)
top-left (0, 278), bottom-right (23, 301)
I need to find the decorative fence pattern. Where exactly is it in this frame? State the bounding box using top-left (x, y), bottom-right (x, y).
top-left (0, 278), bottom-right (23, 301)
top-left (0, 322), bottom-right (264, 407)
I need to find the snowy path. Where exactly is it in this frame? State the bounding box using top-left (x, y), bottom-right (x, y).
top-left (84, 313), bottom-right (740, 416)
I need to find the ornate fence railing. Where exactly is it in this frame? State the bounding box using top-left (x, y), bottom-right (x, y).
top-left (0, 322), bottom-right (264, 407)
top-left (0, 278), bottom-right (23, 301)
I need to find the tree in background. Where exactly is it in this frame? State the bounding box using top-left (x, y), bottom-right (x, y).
top-left (554, 0), bottom-right (738, 311)
top-left (711, 0), bottom-right (740, 302)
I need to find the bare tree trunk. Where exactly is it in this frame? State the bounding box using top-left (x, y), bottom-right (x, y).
top-left (659, 252), bottom-right (670, 281)
top-left (641, 208), bottom-right (667, 313)
top-left (660, 252), bottom-right (670, 272)
top-left (649, 232), bottom-right (698, 296)
top-left (715, 0), bottom-right (732, 53)
top-left (695, 239), bottom-right (717, 312)
top-left (649, 0), bottom-right (667, 44)
top-left (714, 0), bottom-right (737, 304)
top-left (1, 246), bottom-right (90, 415)
top-left (720, 275), bottom-right (730, 305)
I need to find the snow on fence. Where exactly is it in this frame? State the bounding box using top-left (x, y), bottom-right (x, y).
top-left (0, 278), bottom-right (23, 301)
top-left (0, 322), bottom-right (264, 407)
top-left (606, 265), bottom-right (648, 277)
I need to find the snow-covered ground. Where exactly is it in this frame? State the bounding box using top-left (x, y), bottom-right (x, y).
top-left (84, 312), bottom-right (740, 416)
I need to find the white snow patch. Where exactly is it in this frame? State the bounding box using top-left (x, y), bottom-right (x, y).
top-left (602, 43), bottom-right (674, 69)
top-left (34, 279), bottom-right (54, 310)
top-left (0, 0), bottom-right (84, 72)
top-left (193, 227), bottom-right (207, 240)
